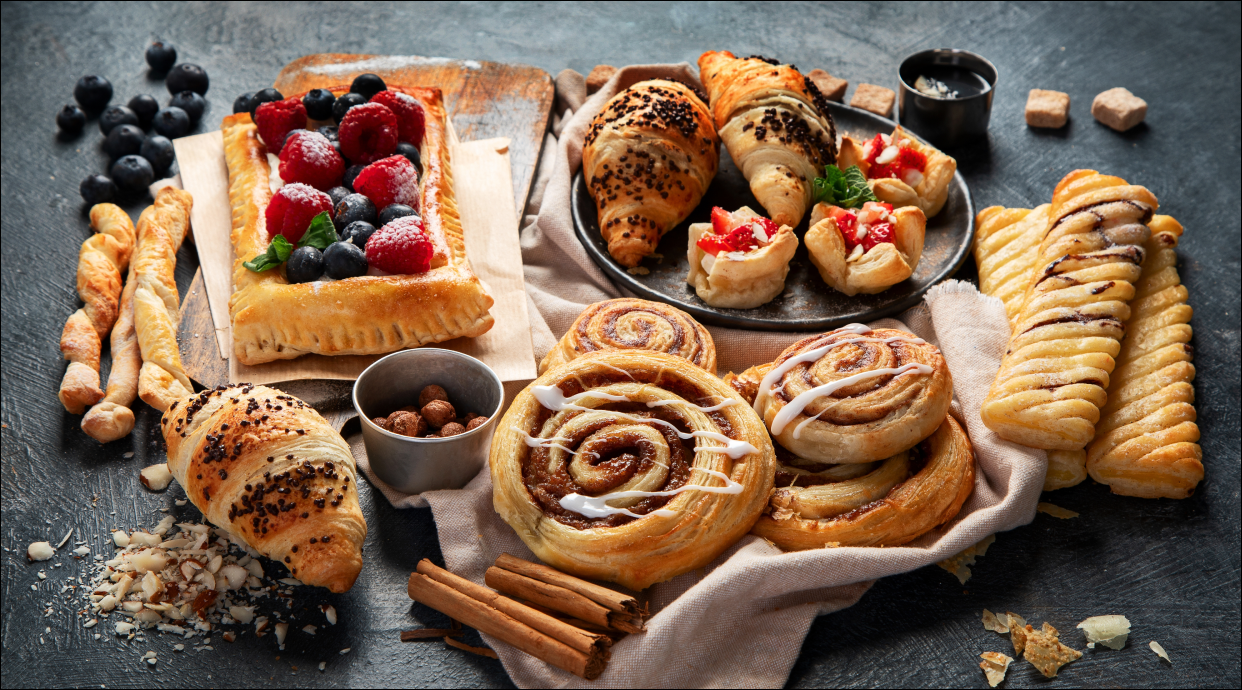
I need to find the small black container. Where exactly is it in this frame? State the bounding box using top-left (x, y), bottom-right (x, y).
top-left (898, 49), bottom-right (997, 149)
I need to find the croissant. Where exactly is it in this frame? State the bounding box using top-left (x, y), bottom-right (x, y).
top-left (686, 206), bottom-right (798, 308)
top-left (161, 384), bottom-right (367, 592)
top-left (59, 204), bottom-right (136, 413)
top-left (981, 170), bottom-right (1156, 450)
top-left (132, 187), bottom-right (194, 412)
top-left (539, 298), bottom-right (716, 374)
top-left (697, 51), bottom-right (837, 228)
top-left (805, 201), bottom-right (926, 296)
top-left (582, 79), bottom-right (719, 267)
top-left (1086, 215), bottom-right (1202, 498)
top-left (837, 127), bottom-right (956, 218)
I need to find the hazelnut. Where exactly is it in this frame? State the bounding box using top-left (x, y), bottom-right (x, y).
top-left (387, 411), bottom-right (427, 437)
top-left (421, 399), bottom-right (456, 428)
top-left (398, 405), bottom-right (421, 414)
top-left (439, 422), bottom-right (466, 438)
top-left (372, 417), bottom-right (390, 430)
top-left (418, 385), bottom-right (449, 408)
top-left (466, 416), bottom-right (488, 431)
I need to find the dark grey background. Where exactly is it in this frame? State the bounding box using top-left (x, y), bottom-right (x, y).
top-left (2, 2), bottom-right (1238, 688)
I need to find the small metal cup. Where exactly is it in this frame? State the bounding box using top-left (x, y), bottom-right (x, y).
top-left (352, 348), bottom-right (504, 494)
top-left (898, 49), bottom-right (998, 149)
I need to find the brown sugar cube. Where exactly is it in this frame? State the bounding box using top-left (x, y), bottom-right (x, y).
top-left (850, 83), bottom-right (896, 117)
top-left (421, 400), bottom-right (456, 428)
top-left (1092, 87), bottom-right (1147, 132)
top-left (387, 411), bottom-right (427, 437)
top-left (418, 385), bottom-right (449, 408)
top-left (586, 65), bottom-right (617, 94)
top-left (466, 416), bottom-right (488, 432)
top-left (1025, 89), bottom-right (1070, 128)
top-left (807, 69), bottom-right (848, 102)
top-left (439, 422), bottom-right (467, 438)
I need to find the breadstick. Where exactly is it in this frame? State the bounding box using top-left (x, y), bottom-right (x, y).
top-left (58, 204), bottom-right (136, 413)
top-left (132, 187), bottom-right (194, 411)
top-left (1087, 215), bottom-right (1202, 498)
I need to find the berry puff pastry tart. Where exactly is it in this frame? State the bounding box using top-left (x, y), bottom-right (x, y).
top-left (221, 76), bottom-right (494, 366)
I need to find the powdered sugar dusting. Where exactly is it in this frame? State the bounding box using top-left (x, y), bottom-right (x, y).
top-left (306, 55), bottom-right (481, 75)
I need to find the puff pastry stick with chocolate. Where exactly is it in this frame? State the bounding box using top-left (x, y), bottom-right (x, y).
top-left (58, 204), bottom-right (136, 413)
top-left (133, 187), bottom-right (194, 412)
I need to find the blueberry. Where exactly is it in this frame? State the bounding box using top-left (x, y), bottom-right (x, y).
top-left (339, 220), bottom-right (377, 247)
top-left (169, 91), bottom-right (206, 123)
top-left (343, 164), bottom-right (365, 191)
top-left (394, 142), bottom-right (422, 171)
top-left (145, 41), bottom-right (177, 72)
top-left (327, 186), bottom-right (351, 208)
top-left (99, 105), bottom-right (139, 135)
top-left (140, 135), bottom-right (176, 174)
top-left (233, 92), bottom-right (255, 115)
top-left (248, 88), bottom-right (283, 120)
top-left (74, 75), bottom-right (113, 110)
top-left (111, 155), bottom-right (154, 194)
top-left (379, 204), bottom-right (417, 226)
top-left (350, 73), bottom-right (387, 100)
top-left (152, 107), bottom-right (191, 138)
top-left (104, 124), bottom-right (146, 159)
top-left (303, 89), bottom-right (336, 121)
top-left (332, 92), bottom-right (366, 124)
top-left (80, 174), bottom-right (117, 205)
top-left (323, 241), bottom-right (368, 279)
top-left (317, 125), bottom-right (339, 143)
top-left (285, 246), bottom-right (325, 284)
top-left (57, 104), bottom-right (86, 134)
top-left (333, 193), bottom-right (376, 231)
top-left (127, 95), bottom-right (160, 130)
top-left (166, 63), bottom-right (209, 96)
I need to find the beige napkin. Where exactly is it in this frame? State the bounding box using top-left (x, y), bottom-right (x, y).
top-left (406, 65), bottom-right (1047, 688)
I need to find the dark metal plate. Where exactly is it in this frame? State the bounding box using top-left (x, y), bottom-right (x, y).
top-left (572, 102), bottom-right (975, 330)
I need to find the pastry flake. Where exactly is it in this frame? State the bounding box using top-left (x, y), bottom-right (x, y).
top-left (1023, 621), bottom-right (1082, 678)
top-left (1077, 614), bottom-right (1131, 650)
top-left (982, 608), bottom-right (1010, 634)
top-left (978, 651), bottom-right (1013, 687)
top-left (222, 85), bottom-right (493, 365)
top-left (838, 127), bottom-right (956, 217)
top-left (805, 200), bottom-right (925, 296)
top-left (687, 206), bottom-right (798, 308)
top-left (937, 534), bottom-right (996, 585)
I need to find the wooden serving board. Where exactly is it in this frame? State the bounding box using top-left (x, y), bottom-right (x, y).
top-left (178, 54), bottom-right (554, 389)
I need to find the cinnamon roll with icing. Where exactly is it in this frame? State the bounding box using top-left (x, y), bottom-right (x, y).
top-left (490, 351), bottom-right (774, 590)
top-left (539, 299), bottom-right (716, 375)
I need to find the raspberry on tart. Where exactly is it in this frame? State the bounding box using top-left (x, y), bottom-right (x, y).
top-left (279, 130), bottom-right (345, 191)
top-left (255, 99), bottom-right (308, 154)
top-left (265, 183), bottom-right (333, 243)
top-left (365, 216), bottom-right (435, 274)
top-left (352, 155), bottom-right (420, 211)
top-left (338, 102), bottom-right (399, 164)
top-left (370, 90), bottom-right (426, 147)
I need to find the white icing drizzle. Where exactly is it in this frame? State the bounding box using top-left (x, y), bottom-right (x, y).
top-left (532, 385), bottom-right (630, 411)
top-left (645, 397), bottom-right (737, 412)
top-left (517, 429), bottom-right (575, 454)
top-left (558, 468), bottom-right (743, 519)
top-left (769, 363), bottom-right (933, 436)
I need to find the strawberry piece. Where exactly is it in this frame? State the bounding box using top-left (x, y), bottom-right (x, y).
top-left (697, 209), bottom-right (778, 256)
top-left (710, 206), bottom-right (736, 236)
top-left (279, 130), bottom-right (344, 191)
top-left (365, 215), bottom-right (433, 274)
top-left (369, 90), bottom-right (426, 147)
top-left (897, 147), bottom-right (927, 172)
top-left (264, 182), bottom-right (332, 243)
top-left (352, 155), bottom-right (420, 211)
top-left (338, 103), bottom-right (399, 164)
top-left (255, 99), bottom-right (308, 155)
top-left (864, 134), bottom-right (887, 162)
top-left (862, 221), bottom-right (894, 251)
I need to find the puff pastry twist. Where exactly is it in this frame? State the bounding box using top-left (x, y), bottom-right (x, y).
top-left (59, 204), bottom-right (136, 414)
top-left (698, 51), bottom-right (837, 228)
top-left (161, 384), bottom-right (366, 592)
top-left (490, 351), bottom-right (774, 590)
top-left (540, 298), bottom-right (716, 375)
top-left (131, 187), bottom-right (194, 412)
top-left (805, 202), bottom-right (926, 296)
top-left (981, 170), bottom-right (1157, 450)
top-left (1086, 215), bottom-right (1202, 498)
top-left (582, 80), bottom-right (719, 267)
top-left (752, 415), bottom-right (974, 549)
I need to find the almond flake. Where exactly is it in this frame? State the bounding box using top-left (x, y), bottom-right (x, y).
top-left (1077, 614), bottom-right (1130, 650)
top-left (139, 464), bottom-right (174, 492)
top-left (57, 529), bottom-right (75, 549)
top-left (303, 624), bottom-right (317, 635)
top-left (982, 609), bottom-right (1010, 633)
top-left (322, 604), bottom-right (337, 625)
top-left (1150, 640), bottom-right (1171, 663)
top-left (1036, 502), bottom-right (1079, 519)
top-left (339, 647), bottom-right (350, 655)
top-left (319, 662), bottom-right (327, 671)
top-left (979, 652), bottom-right (1013, 687)
top-left (27, 542), bottom-right (55, 562)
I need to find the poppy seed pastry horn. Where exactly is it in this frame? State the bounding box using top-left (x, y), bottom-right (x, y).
top-left (161, 384), bottom-right (367, 592)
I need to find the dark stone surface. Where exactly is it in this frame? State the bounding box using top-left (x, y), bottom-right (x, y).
top-left (1, 2), bottom-right (1238, 688)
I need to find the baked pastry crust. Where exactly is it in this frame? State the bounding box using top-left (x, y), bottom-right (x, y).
top-left (490, 351), bottom-right (774, 590)
top-left (838, 126), bottom-right (956, 218)
top-left (686, 206), bottom-right (798, 308)
top-left (539, 298), bottom-right (716, 374)
top-left (582, 80), bottom-right (719, 267)
top-left (805, 201), bottom-right (926, 296)
top-left (222, 85), bottom-right (494, 365)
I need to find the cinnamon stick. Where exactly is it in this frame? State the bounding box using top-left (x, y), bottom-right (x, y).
top-left (401, 628), bottom-right (462, 641)
top-left (495, 553), bottom-right (648, 618)
top-left (407, 571), bottom-right (604, 680)
top-left (485, 566), bottom-right (644, 633)
top-left (415, 559), bottom-right (610, 657)
top-left (444, 636), bottom-right (499, 659)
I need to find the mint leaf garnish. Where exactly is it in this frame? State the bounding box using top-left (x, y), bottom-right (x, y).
top-left (243, 234), bottom-right (294, 272)
top-left (297, 211), bottom-right (338, 251)
top-left (813, 164), bottom-right (878, 208)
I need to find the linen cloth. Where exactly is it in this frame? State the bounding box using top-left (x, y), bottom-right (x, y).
top-left (356, 64), bottom-right (1047, 688)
